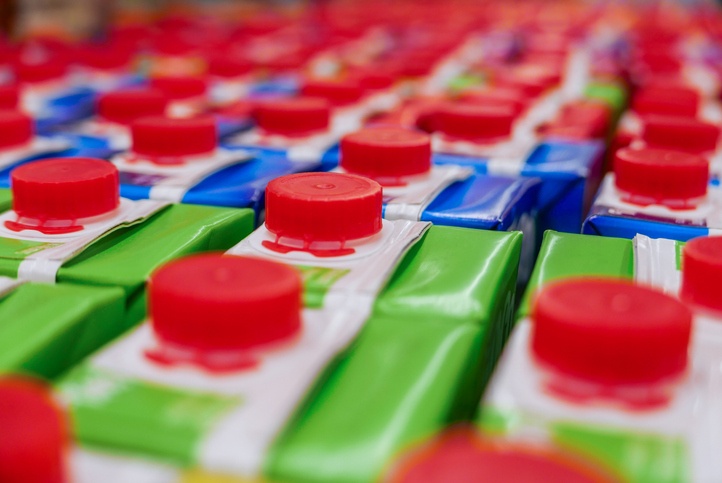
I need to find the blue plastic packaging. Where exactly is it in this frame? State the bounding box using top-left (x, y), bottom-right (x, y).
top-left (432, 140), bottom-right (605, 234)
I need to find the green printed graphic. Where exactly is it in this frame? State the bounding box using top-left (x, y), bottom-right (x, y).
top-left (675, 241), bottom-right (684, 270)
top-left (477, 406), bottom-right (688, 483)
top-left (584, 81), bottom-right (628, 114)
top-left (0, 282), bottom-right (125, 379)
top-left (295, 265), bottom-right (350, 308)
top-left (59, 365), bottom-right (240, 465)
top-left (448, 73), bottom-right (486, 92)
top-left (554, 422), bottom-right (688, 483)
top-left (519, 231), bottom-right (634, 319)
top-left (0, 237), bottom-right (61, 259)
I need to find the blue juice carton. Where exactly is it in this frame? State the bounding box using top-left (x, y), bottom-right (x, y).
top-left (430, 101), bottom-right (605, 234)
top-left (0, 110), bottom-right (72, 186)
top-left (583, 147), bottom-right (721, 240)
top-left (108, 115), bottom-right (318, 216)
top-left (72, 42), bottom-right (143, 94)
top-left (51, 88), bottom-right (169, 159)
top-left (337, 126), bottom-right (539, 278)
top-left (13, 52), bottom-right (96, 134)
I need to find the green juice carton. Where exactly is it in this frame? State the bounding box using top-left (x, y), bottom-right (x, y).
top-left (0, 157), bottom-right (253, 326)
top-left (58, 172), bottom-right (523, 483)
top-left (0, 375), bottom-right (192, 483)
top-left (227, 171), bottom-right (521, 326)
top-left (0, 187), bottom-right (11, 210)
top-left (482, 231), bottom-right (722, 482)
top-left (0, 277), bottom-right (124, 379)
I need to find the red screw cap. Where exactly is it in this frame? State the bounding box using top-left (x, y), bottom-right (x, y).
top-left (352, 71), bottom-right (396, 90)
top-left (206, 53), bottom-right (253, 78)
top-left (560, 101), bottom-right (612, 124)
top-left (458, 87), bottom-right (529, 116)
top-left (150, 75), bottom-right (208, 100)
top-left (614, 148), bottom-right (709, 208)
top-left (11, 158), bottom-right (119, 225)
top-left (436, 103), bottom-right (516, 141)
top-left (389, 430), bottom-right (618, 483)
top-left (0, 84), bottom-right (19, 109)
top-left (0, 378), bottom-right (68, 483)
top-left (131, 116), bottom-right (217, 158)
top-left (632, 86), bottom-right (700, 117)
top-left (14, 57), bottom-right (67, 84)
top-left (681, 237), bottom-right (722, 313)
top-left (265, 172), bottom-right (382, 243)
top-left (76, 44), bottom-right (134, 71)
top-left (148, 254), bottom-right (302, 371)
top-left (493, 64), bottom-right (561, 98)
top-left (341, 128), bottom-right (431, 182)
top-left (97, 89), bottom-right (168, 125)
top-left (300, 79), bottom-right (364, 106)
top-left (540, 123), bottom-right (600, 140)
top-left (149, 32), bottom-right (200, 57)
top-left (0, 110), bottom-right (33, 150)
top-left (394, 51), bottom-right (441, 77)
top-left (545, 102), bottom-right (612, 139)
top-left (255, 97), bottom-right (330, 136)
top-left (532, 278), bottom-right (692, 385)
top-left (635, 51), bottom-right (682, 75)
top-left (642, 115), bottom-right (721, 154)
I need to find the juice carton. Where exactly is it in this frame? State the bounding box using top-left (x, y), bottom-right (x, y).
top-left (506, 230), bottom-right (722, 481)
top-left (301, 76), bottom-right (404, 127)
top-left (518, 230), bottom-right (634, 320)
top-left (149, 75), bottom-right (208, 118)
top-left (49, 88), bottom-right (170, 159)
top-left (0, 109), bottom-right (72, 184)
top-left (72, 42), bottom-right (143, 94)
top-left (148, 75), bottom-right (250, 138)
top-left (222, 97), bottom-right (355, 171)
top-left (519, 229), bottom-right (719, 323)
top-left (12, 50), bottom-right (96, 134)
top-left (336, 127), bottom-right (539, 278)
top-left (205, 53), bottom-right (255, 106)
top-left (0, 278), bottom-right (124, 378)
top-left (58, 205), bottom-right (521, 481)
top-left (620, 113), bottom-right (722, 180)
top-left (228, 171), bottom-right (521, 324)
top-left (538, 99), bottom-right (614, 141)
top-left (108, 115), bottom-right (318, 215)
top-left (212, 172), bottom-right (522, 482)
top-left (0, 377), bottom-right (189, 483)
top-left (430, 103), bottom-right (605, 234)
top-left (57, 254), bottom-right (373, 479)
top-left (0, 157), bottom-right (253, 325)
top-left (583, 147), bottom-right (721, 240)
top-left (478, 277), bottom-right (713, 482)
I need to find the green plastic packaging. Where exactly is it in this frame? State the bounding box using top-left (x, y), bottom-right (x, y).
top-left (0, 189), bottom-right (254, 325)
top-left (0, 281), bottom-right (125, 379)
top-left (0, 188), bottom-right (10, 211)
top-left (486, 230), bottom-right (691, 482)
top-left (518, 230), bottom-right (633, 319)
top-left (58, 227), bottom-right (523, 483)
